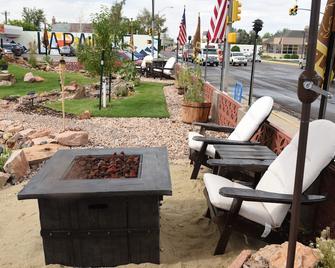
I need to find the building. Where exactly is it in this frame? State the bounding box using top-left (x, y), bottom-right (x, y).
top-left (51, 16), bottom-right (93, 33)
top-left (262, 30), bottom-right (307, 59)
top-left (0, 24), bottom-right (23, 43)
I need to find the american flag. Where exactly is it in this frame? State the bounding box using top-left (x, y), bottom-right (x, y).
top-left (178, 8), bottom-right (187, 45)
top-left (208, 0), bottom-right (229, 43)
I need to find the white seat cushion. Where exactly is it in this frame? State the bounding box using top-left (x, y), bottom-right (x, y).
top-left (164, 57), bottom-right (176, 70)
top-left (141, 55), bottom-right (153, 68)
top-left (188, 131), bottom-right (216, 158)
top-left (228, 96), bottom-right (273, 141)
top-left (204, 173), bottom-right (275, 227)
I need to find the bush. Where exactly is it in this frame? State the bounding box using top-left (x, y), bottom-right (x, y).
top-left (184, 66), bottom-right (204, 103)
top-left (117, 60), bottom-right (139, 83)
top-left (28, 41), bottom-right (38, 68)
top-left (231, 45), bottom-right (240, 52)
top-left (291, 54), bottom-right (299, 59)
top-left (312, 227), bottom-right (335, 268)
top-left (0, 147), bottom-right (11, 171)
top-left (43, 55), bottom-right (53, 65)
top-left (284, 54), bottom-right (291, 59)
top-left (0, 58), bottom-right (8, 65)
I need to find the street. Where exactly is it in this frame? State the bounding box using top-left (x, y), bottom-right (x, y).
top-left (203, 61), bottom-right (335, 121)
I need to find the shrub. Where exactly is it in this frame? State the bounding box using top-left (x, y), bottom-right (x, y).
top-left (313, 227), bottom-right (335, 268)
top-left (43, 55), bottom-right (53, 65)
top-left (184, 66), bottom-right (204, 103)
top-left (28, 41), bottom-right (38, 68)
top-left (0, 147), bottom-right (11, 171)
top-left (231, 45), bottom-right (240, 52)
top-left (291, 54), bottom-right (299, 59)
top-left (284, 54), bottom-right (291, 59)
top-left (117, 60), bottom-right (139, 83)
top-left (176, 66), bottom-right (191, 90)
top-left (0, 58), bottom-right (8, 65)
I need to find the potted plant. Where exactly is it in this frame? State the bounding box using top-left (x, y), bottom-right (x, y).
top-left (181, 67), bottom-right (211, 123)
top-left (0, 58), bottom-right (8, 71)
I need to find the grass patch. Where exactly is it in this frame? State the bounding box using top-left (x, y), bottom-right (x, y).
top-left (0, 64), bottom-right (95, 98)
top-left (45, 82), bottom-right (170, 118)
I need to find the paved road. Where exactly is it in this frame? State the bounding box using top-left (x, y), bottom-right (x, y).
top-left (203, 61), bottom-right (335, 121)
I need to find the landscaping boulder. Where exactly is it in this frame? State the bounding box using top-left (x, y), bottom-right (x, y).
top-left (113, 81), bottom-right (129, 97)
top-left (4, 150), bottom-right (30, 180)
top-left (56, 131), bottom-right (89, 146)
top-left (22, 144), bottom-right (67, 164)
top-left (79, 110), bottom-right (91, 120)
top-left (228, 250), bottom-right (252, 268)
top-left (34, 76), bottom-right (45, 82)
top-left (6, 133), bottom-right (26, 149)
top-left (18, 128), bottom-right (36, 139)
top-left (64, 85), bottom-right (77, 92)
top-left (6, 124), bottom-right (24, 134)
top-left (0, 80), bottom-right (13, 86)
top-left (24, 72), bottom-right (35, 82)
top-left (72, 86), bottom-right (86, 99)
top-left (28, 128), bottom-right (51, 139)
top-left (243, 242), bottom-right (319, 268)
top-left (0, 172), bottom-right (10, 188)
top-left (32, 136), bottom-right (57, 145)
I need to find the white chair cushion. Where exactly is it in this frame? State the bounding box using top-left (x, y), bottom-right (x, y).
top-left (204, 173), bottom-right (275, 227)
top-left (165, 57), bottom-right (176, 69)
top-left (188, 131), bottom-right (216, 158)
top-left (228, 96), bottom-right (273, 141)
top-left (256, 119), bottom-right (335, 227)
top-left (141, 55), bottom-right (153, 68)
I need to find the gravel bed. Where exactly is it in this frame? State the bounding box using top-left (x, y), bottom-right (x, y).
top-left (1, 85), bottom-right (196, 160)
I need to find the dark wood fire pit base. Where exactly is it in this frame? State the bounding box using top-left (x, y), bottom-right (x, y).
top-left (18, 147), bottom-right (172, 267)
top-left (39, 196), bottom-right (160, 267)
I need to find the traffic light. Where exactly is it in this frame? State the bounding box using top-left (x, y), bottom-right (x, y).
top-left (232, 0), bottom-right (242, 22)
top-left (228, 32), bottom-right (237, 44)
top-left (253, 19), bottom-right (263, 34)
top-left (289, 5), bottom-right (298, 15)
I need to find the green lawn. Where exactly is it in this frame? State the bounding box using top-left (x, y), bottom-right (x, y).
top-left (46, 82), bottom-right (170, 118)
top-left (0, 64), bottom-right (95, 98)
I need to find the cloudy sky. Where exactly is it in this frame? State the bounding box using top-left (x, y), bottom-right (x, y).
top-left (0, 0), bottom-right (329, 37)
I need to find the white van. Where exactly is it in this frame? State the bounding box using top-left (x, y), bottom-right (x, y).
top-left (230, 52), bottom-right (247, 66)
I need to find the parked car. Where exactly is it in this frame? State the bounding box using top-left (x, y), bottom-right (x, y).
top-left (59, 45), bottom-right (76, 56)
top-left (245, 53), bottom-right (262, 62)
top-left (230, 52), bottom-right (247, 66)
top-left (299, 58), bottom-right (306, 69)
top-left (2, 43), bottom-right (23, 56)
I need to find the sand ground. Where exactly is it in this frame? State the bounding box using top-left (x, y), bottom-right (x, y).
top-left (0, 160), bottom-right (264, 268)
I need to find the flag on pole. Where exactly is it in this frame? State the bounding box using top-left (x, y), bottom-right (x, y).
top-left (315, 0), bottom-right (335, 85)
top-left (208, 0), bottom-right (229, 43)
top-left (178, 7), bottom-right (187, 45)
top-left (193, 13), bottom-right (201, 58)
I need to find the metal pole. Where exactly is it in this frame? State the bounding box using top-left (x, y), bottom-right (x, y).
top-left (99, 49), bottom-right (105, 110)
top-left (301, 30), bottom-right (306, 60)
top-left (131, 18), bottom-right (134, 61)
top-left (151, 0), bottom-right (155, 57)
top-left (109, 73), bottom-right (112, 102)
top-left (223, 1), bottom-right (233, 91)
top-left (219, 42), bottom-right (225, 91)
top-left (319, 9), bottom-right (335, 119)
top-left (5, 11), bottom-right (8, 24)
top-left (248, 34), bottom-right (258, 106)
top-left (204, 38), bottom-right (209, 81)
top-left (286, 1), bottom-right (321, 267)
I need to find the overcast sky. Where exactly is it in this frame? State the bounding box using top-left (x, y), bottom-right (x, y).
top-left (0, 0), bottom-right (329, 38)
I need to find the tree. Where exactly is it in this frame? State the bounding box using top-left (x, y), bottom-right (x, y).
top-left (231, 45), bottom-right (240, 52)
top-left (236, 29), bottom-right (250, 44)
top-left (262, 32), bottom-right (273, 39)
top-left (274, 28), bottom-right (290, 37)
top-left (77, 1), bottom-right (129, 75)
top-left (136, 8), bottom-right (167, 34)
top-left (8, 19), bottom-right (37, 31)
top-left (249, 31), bottom-right (262, 45)
top-left (22, 7), bottom-right (46, 30)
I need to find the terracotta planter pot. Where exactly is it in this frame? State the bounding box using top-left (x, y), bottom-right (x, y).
top-left (181, 101), bottom-right (211, 124)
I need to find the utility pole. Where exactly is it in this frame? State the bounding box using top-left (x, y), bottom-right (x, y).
top-left (151, 0), bottom-right (155, 57)
top-left (223, 1), bottom-right (233, 91)
top-left (1, 11), bottom-right (9, 24)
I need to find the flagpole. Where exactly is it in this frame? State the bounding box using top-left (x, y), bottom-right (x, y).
top-left (204, 35), bottom-right (209, 81)
top-left (219, 41), bottom-right (225, 91)
top-left (223, 2), bottom-right (233, 91)
top-left (318, 4), bottom-right (335, 119)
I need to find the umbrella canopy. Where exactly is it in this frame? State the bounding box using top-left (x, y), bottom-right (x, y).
top-left (42, 24), bottom-right (49, 55)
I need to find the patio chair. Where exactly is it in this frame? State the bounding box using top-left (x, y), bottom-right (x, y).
top-left (203, 119), bottom-right (335, 255)
top-left (188, 96), bottom-right (274, 180)
top-left (153, 57), bottom-right (176, 79)
top-left (136, 55), bottom-right (153, 76)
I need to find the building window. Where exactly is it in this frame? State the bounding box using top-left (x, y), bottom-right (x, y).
top-left (282, 45), bottom-right (298, 54)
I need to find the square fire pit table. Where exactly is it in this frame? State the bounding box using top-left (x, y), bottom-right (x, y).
top-left (18, 147), bottom-right (172, 267)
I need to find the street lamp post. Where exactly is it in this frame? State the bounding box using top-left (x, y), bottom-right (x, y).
top-left (151, 0), bottom-right (155, 57)
top-left (248, 19), bottom-right (263, 106)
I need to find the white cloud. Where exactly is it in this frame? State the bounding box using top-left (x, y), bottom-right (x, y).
top-left (0, 0), bottom-right (329, 39)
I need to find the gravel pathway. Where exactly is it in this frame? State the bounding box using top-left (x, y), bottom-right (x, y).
top-left (1, 85), bottom-right (194, 160)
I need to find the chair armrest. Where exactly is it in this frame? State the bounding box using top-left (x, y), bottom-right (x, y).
top-left (219, 187), bottom-right (326, 205)
top-left (207, 159), bottom-right (272, 170)
top-left (193, 122), bottom-right (235, 133)
top-left (193, 136), bottom-right (260, 145)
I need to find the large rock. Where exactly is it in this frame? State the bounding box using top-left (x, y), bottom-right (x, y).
top-left (4, 150), bottom-right (30, 180)
top-left (6, 124), bottom-right (24, 134)
top-left (6, 133), bottom-right (26, 149)
top-left (243, 242), bottom-right (320, 268)
top-left (32, 136), bottom-right (57, 145)
top-left (28, 128), bottom-right (51, 139)
top-left (0, 80), bottom-right (12, 87)
top-left (56, 131), bottom-right (89, 146)
top-left (72, 86), bottom-right (86, 99)
top-left (18, 128), bottom-right (36, 138)
top-left (22, 144), bottom-right (67, 164)
top-left (24, 72), bottom-right (35, 82)
top-left (34, 76), bottom-right (44, 82)
top-left (0, 172), bottom-right (10, 188)
top-left (0, 73), bottom-right (12, 81)
top-left (228, 250), bottom-right (252, 268)
top-left (79, 110), bottom-right (91, 120)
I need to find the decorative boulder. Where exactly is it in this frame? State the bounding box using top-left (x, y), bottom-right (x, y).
top-left (72, 86), bottom-right (86, 99)
top-left (34, 76), bottom-right (45, 82)
top-left (28, 129), bottom-right (51, 139)
top-left (56, 131), bottom-right (89, 146)
top-left (79, 110), bottom-right (91, 120)
top-left (4, 150), bottom-right (30, 180)
top-left (24, 72), bottom-right (35, 82)
top-left (0, 172), bottom-right (10, 188)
